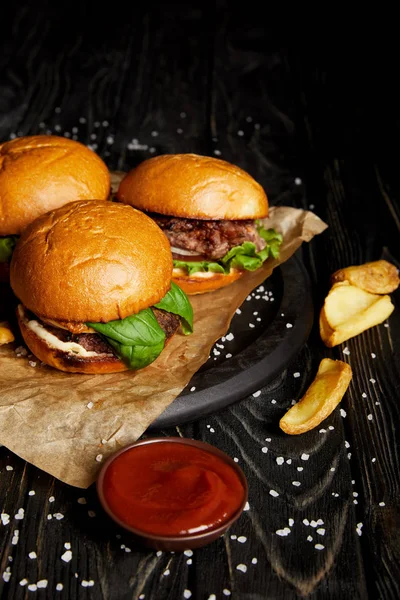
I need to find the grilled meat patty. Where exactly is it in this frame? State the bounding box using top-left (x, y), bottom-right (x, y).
top-left (150, 213), bottom-right (265, 260)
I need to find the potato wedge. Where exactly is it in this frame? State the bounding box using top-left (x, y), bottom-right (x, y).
top-left (331, 260), bottom-right (400, 294)
top-left (320, 283), bottom-right (394, 347)
top-left (279, 358), bottom-right (352, 435)
top-left (0, 321), bottom-right (15, 345)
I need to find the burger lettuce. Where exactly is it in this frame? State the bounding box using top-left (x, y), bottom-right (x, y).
top-left (0, 236), bottom-right (18, 262)
top-left (173, 224), bottom-right (283, 275)
top-left (87, 282), bottom-right (193, 370)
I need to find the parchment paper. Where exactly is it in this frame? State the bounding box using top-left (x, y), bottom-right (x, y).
top-left (0, 181), bottom-right (327, 487)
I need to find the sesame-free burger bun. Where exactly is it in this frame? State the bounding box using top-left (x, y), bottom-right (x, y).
top-left (0, 135), bottom-right (110, 235)
top-left (16, 304), bottom-right (128, 374)
top-left (172, 268), bottom-right (244, 295)
top-left (10, 200), bottom-right (173, 324)
top-left (117, 153), bottom-right (268, 219)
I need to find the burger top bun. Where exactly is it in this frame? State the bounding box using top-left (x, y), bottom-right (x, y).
top-left (117, 153), bottom-right (268, 220)
top-left (0, 135), bottom-right (110, 235)
top-left (10, 200), bottom-right (173, 323)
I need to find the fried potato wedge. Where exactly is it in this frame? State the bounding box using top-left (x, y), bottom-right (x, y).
top-left (280, 358), bottom-right (352, 435)
top-left (0, 321), bottom-right (15, 345)
top-left (331, 260), bottom-right (400, 294)
top-left (320, 282), bottom-right (394, 347)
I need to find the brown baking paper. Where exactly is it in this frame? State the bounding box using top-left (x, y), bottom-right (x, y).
top-left (0, 187), bottom-right (327, 487)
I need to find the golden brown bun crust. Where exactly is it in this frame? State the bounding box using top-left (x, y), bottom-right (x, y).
top-left (117, 153), bottom-right (268, 220)
top-left (0, 135), bottom-right (110, 235)
top-left (17, 308), bottom-right (128, 373)
top-left (10, 200), bottom-right (173, 322)
top-left (172, 269), bottom-right (243, 294)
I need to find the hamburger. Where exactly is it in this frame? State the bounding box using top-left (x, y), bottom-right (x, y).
top-left (116, 153), bottom-right (283, 294)
top-left (10, 200), bottom-right (193, 374)
top-left (0, 135), bottom-right (110, 281)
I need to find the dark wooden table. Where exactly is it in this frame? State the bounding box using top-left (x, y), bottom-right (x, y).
top-left (1, 4), bottom-right (399, 599)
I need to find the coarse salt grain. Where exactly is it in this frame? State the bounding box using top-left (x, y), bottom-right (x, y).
top-left (183, 590), bottom-right (192, 598)
top-left (269, 490), bottom-right (279, 497)
top-left (226, 333), bottom-right (234, 341)
top-left (223, 591), bottom-right (231, 596)
top-left (28, 584), bottom-right (37, 591)
top-left (303, 519), bottom-right (310, 526)
top-left (297, 467), bottom-right (304, 471)
top-left (28, 490), bottom-right (35, 496)
top-left (96, 455), bottom-right (103, 462)
top-left (237, 536), bottom-right (247, 543)
top-left (19, 578), bottom-right (28, 586)
top-left (367, 414), bottom-right (373, 421)
top-left (236, 564), bottom-right (247, 573)
top-left (340, 409), bottom-right (347, 418)
top-left (49, 496), bottom-right (55, 503)
top-left (252, 558), bottom-right (258, 564)
top-left (244, 502), bottom-right (250, 511)
top-left (187, 559), bottom-right (192, 565)
top-left (293, 372), bottom-right (300, 378)
top-left (53, 513), bottom-right (64, 520)
top-left (1, 513), bottom-right (10, 525)
top-left (292, 481), bottom-right (301, 487)
top-left (276, 528), bottom-right (291, 536)
top-left (370, 378), bottom-right (376, 384)
top-left (28, 552), bottom-right (37, 559)
top-left (64, 542), bottom-right (71, 549)
top-left (56, 583), bottom-right (63, 591)
top-left (316, 528), bottom-right (325, 536)
top-left (315, 544), bottom-right (325, 550)
top-left (87, 402), bottom-right (94, 409)
top-left (286, 323), bottom-right (293, 329)
top-left (288, 518), bottom-right (294, 527)
top-left (276, 457), bottom-right (284, 465)
top-left (307, 535), bottom-right (313, 542)
top-left (184, 550), bottom-right (193, 557)
top-left (37, 580), bottom-right (48, 588)
top-left (379, 502), bottom-right (386, 507)
top-left (343, 347), bottom-right (350, 355)
top-left (371, 353), bottom-right (376, 358)
top-left (261, 447), bottom-right (268, 453)
top-left (5, 465), bottom-right (13, 471)
top-left (61, 550), bottom-right (72, 563)
top-left (301, 453), bottom-right (309, 461)
top-left (253, 390), bottom-right (261, 398)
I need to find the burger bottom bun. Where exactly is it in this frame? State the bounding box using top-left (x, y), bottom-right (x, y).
top-left (172, 268), bottom-right (243, 295)
top-left (17, 307), bottom-right (128, 374)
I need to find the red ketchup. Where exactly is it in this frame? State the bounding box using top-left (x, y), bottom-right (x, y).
top-left (102, 441), bottom-right (246, 536)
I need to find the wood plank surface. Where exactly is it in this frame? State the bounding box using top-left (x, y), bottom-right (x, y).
top-left (0, 4), bottom-right (399, 599)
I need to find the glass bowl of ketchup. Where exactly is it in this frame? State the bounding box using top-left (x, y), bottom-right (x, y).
top-left (97, 437), bottom-right (248, 551)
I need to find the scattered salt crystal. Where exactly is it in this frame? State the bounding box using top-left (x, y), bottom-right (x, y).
top-left (61, 550), bottom-right (72, 562)
top-left (28, 584), bottom-right (37, 591)
top-left (47, 514), bottom-right (52, 520)
top-left (2, 569), bottom-right (11, 582)
top-left (226, 353), bottom-right (232, 359)
top-left (190, 387), bottom-right (196, 392)
top-left (271, 399), bottom-right (276, 404)
top-left (64, 542), bottom-right (71, 549)
top-left (297, 467), bottom-right (304, 471)
top-left (19, 578), bottom-right (28, 586)
top-left (342, 347), bottom-right (350, 355)
top-left (234, 457), bottom-right (239, 463)
top-left (288, 518), bottom-right (294, 527)
top-left (5, 466), bottom-right (13, 471)
top-left (184, 590), bottom-right (192, 598)
top-left (293, 372), bottom-right (301, 378)
top-left (367, 414), bottom-right (373, 421)
top-left (276, 528), bottom-right (291, 536)
top-left (28, 361), bottom-right (37, 367)
top-left (226, 333), bottom-right (234, 341)
top-left (237, 536), bottom-right (247, 543)
top-left (292, 481), bottom-right (301, 487)
top-left (223, 590), bottom-right (231, 596)
top-left (265, 438), bottom-right (271, 442)
top-left (87, 402), bottom-right (94, 409)
top-left (301, 453), bottom-right (309, 461)
top-left (56, 583), bottom-right (64, 591)
top-left (236, 309), bottom-right (242, 315)
top-left (252, 558), bottom-right (258, 564)
top-left (156, 551), bottom-right (163, 557)
top-left (370, 378), bottom-right (376, 384)
top-left (303, 519), bottom-right (309, 526)
top-left (187, 559), bottom-right (192, 565)
top-left (379, 502), bottom-right (386, 507)
top-left (236, 564), bottom-right (247, 572)
top-left (28, 552), bottom-right (37, 559)
top-left (77, 498), bottom-right (86, 504)
top-left (371, 353), bottom-right (376, 358)
top-left (49, 496), bottom-right (55, 503)
top-left (230, 535), bottom-right (237, 540)
top-left (28, 490), bottom-right (35, 496)
top-left (340, 409), bottom-right (347, 418)
top-left (244, 502), bottom-right (250, 511)
top-left (316, 528), bottom-right (325, 536)
top-left (261, 447), bottom-right (268, 454)
top-left (307, 535), bottom-right (313, 542)
top-left (15, 509), bottom-right (24, 520)
top-left (295, 178), bottom-right (302, 185)
top-left (12, 530), bottom-right (19, 545)
top-left (310, 520), bottom-right (318, 528)
top-left (269, 490), bottom-right (279, 497)
top-left (276, 457), bottom-right (284, 465)
top-left (253, 390), bottom-right (261, 398)
top-left (1, 513), bottom-right (10, 525)
top-left (286, 323), bottom-right (293, 329)
top-left (315, 544), bottom-right (325, 550)
top-left (372, 458), bottom-right (376, 463)
top-left (184, 550), bottom-right (193, 557)
top-left (37, 580), bottom-right (48, 588)
top-left (319, 429), bottom-right (327, 434)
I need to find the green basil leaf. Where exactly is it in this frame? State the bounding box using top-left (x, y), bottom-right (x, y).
top-left (106, 337), bottom-right (166, 370)
top-left (154, 281), bottom-right (193, 334)
top-left (0, 236), bottom-right (18, 262)
top-left (87, 308), bottom-right (165, 346)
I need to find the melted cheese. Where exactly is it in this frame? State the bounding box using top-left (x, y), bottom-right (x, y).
top-left (18, 305), bottom-right (112, 358)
